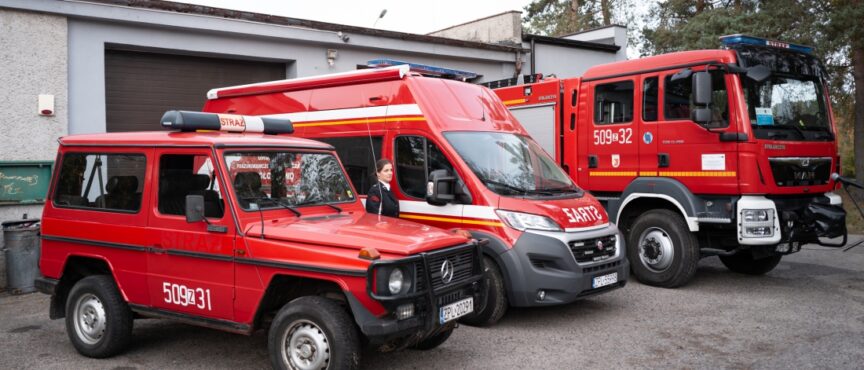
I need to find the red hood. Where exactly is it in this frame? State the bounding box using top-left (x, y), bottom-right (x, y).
top-left (245, 212), bottom-right (468, 256)
top-left (497, 193), bottom-right (609, 230)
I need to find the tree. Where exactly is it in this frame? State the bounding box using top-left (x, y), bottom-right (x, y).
top-left (641, 0), bottom-right (863, 184)
top-left (523, 0), bottom-right (629, 36)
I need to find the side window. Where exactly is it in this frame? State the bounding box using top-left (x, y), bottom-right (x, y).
top-left (643, 77), bottom-right (659, 122)
top-left (158, 154), bottom-right (224, 219)
top-left (317, 136), bottom-right (382, 195)
top-left (395, 136), bottom-right (427, 198)
top-left (594, 80), bottom-right (634, 124)
top-left (664, 70), bottom-right (729, 126)
top-left (53, 153), bottom-right (145, 212)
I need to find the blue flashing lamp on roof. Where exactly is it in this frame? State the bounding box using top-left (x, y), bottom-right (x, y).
top-left (720, 34), bottom-right (814, 54)
top-left (367, 58), bottom-right (480, 81)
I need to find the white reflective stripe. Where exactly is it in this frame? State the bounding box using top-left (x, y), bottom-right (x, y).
top-left (243, 116), bottom-right (264, 133)
top-left (398, 201), bottom-right (500, 221)
top-left (262, 104), bottom-right (422, 123)
top-left (207, 65), bottom-right (409, 100)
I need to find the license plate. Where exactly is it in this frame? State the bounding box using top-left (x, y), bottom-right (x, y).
top-left (592, 272), bottom-right (618, 289)
top-left (439, 297), bottom-right (474, 324)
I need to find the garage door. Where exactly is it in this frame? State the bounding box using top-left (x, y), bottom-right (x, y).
top-left (105, 50), bottom-right (286, 132)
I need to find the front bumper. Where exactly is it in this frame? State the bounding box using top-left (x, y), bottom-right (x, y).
top-left (737, 194), bottom-right (847, 248)
top-left (348, 242), bottom-right (485, 349)
top-left (497, 224), bottom-right (629, 307)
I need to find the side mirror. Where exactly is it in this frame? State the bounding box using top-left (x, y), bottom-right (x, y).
top-left (185, 195), bottom-right (205, 223)
top-left (746, 64), bottom-right (772, 83)
top-left (692, 72), bottom-right (713, 106)
top-left (426, 169), bottom-right (455, 206)
top-left (691, 108), bottom-right (712, 125)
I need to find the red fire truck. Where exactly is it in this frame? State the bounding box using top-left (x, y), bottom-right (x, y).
top-left (494, 35), bottom-right (847, 287)
top-left (203, 66), bottom-right (629, 326)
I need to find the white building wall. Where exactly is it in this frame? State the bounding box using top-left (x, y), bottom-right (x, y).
top-left (0, 8), bottom-right (68, 288)
top-left (428, 11), bottom-right (522, 45)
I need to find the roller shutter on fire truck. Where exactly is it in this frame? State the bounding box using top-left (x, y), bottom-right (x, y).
top-left (509, 104), bottom-right (556, 157)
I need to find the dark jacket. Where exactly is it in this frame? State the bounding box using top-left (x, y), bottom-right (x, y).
top-left (366, 181), bottom-right (399, 217)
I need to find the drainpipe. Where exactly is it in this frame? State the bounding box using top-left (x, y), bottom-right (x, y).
top-left (530, 37), bottom-right (536, 77)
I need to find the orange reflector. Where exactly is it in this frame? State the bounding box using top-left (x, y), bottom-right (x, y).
top-left (452, 229), bottom-right (473, 239)
top-left (359, 247), bottom-right (381, 260)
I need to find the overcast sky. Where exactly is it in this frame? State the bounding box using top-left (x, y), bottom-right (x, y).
top-left (167, 0), bottom-right (534, 34)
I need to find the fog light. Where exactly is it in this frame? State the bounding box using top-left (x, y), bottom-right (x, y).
top-left (775, 244), bottom-right (790, 253)
top-left (396, 304), bottom-right (414, 320)
top-left (745, 226), bottom-right (773, 237)
top-left (537, 290), bottom-right (546, 301)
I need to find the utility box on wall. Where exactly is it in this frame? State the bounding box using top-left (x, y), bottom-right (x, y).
top-left (0, 161), bottom-right (54, 205)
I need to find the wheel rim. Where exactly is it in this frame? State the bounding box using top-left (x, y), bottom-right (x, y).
top-left (73, 293), bottom-right (107, 345)
top-left (281, 319), bottom-right (330, 370)
top-left (638, 227), bottom-right (675, 273)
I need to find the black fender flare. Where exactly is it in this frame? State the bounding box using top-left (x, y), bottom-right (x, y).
top-left (608, 177), bottom-right (701, 232)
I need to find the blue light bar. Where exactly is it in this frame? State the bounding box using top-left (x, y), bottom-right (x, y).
top-left (367, 59), bottom-right (479, 81)
top-left (720, 34), bottom-right (814, 54)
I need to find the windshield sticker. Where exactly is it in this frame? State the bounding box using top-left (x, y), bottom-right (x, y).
top-left (755, 107), bottom-right (774, 125)
top-left (701, 154), bottom-right (726, 171)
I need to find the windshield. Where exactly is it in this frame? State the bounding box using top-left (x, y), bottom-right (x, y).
top-left (444, 132), bottom-right (581, 197)
top-left (742, 74), bottom-right (833, 141)
top-left (224, 151), bottom-right (354, 211)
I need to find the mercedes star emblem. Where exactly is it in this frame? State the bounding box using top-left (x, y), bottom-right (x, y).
top-left (440, 259), bottom-right (454, 284)
top-left (596, 239), bottom-right (605, 251)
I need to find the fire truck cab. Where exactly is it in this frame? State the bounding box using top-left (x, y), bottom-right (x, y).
top-left (495, 35), bottom-right (847, 287)
top-left (36, 111), bottom-right (485, 369)
top-left (204, 66), bottom-right (629, 326)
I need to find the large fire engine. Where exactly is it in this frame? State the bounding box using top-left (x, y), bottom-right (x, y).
top-left (494, 35), bottom-right (847, 287)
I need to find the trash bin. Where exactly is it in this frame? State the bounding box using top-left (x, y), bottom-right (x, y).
top-left (2, 218), bottom-right (41, 294)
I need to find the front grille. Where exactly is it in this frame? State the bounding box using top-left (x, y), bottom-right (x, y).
top-left (437, 290), bottom-right (466, 306)
top-left (426, 247), bottom-right (475, 291)
top-left (414, 261), bottom-right (427, 292)
top-left (569, 234), bottom-right (617, 263)
top-left (769, 157), bottom-right (831, 187)
top-left (582, 259), bottom-right (621, 274)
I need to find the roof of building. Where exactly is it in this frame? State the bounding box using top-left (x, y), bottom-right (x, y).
top-left (59, 131), bottom-right (333, 149)
top-left (78, 0), bottom-right (528, 53)
top-left (523, 34), bottom-right (620, 53)
top-left (427, 10), bottom-right (522, 35)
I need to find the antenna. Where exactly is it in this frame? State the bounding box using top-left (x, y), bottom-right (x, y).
top-left (364, 96), bottom-right (385, 216)
top-left (372, 9), bottom-right (387, 28)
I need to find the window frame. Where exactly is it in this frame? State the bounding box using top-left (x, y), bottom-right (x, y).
top-left (156, 152), bottom-right (226, 220)
top-left (51, 151), bottom-right (147, 214)
top-left (593, 79), bottom-right (636, 125)
top-left (662, 69), bottom-right (731, 128)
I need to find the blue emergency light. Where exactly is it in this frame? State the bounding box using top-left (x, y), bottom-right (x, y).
top-left (720, 34), bottom-right (814, 54)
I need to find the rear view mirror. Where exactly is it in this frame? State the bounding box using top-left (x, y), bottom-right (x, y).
top-left (746, 65), bottom-right (772, 83)
top-left (426, 169), bottom-right (455, 206)
top-left (185, 195), bottom-right (205, 223)
top-left (691, 108), bottom-right (712, 125)
top-left (692, 72), bottom-right (713, 106)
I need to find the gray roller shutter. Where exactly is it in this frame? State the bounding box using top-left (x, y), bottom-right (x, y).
top-left (509, 103), bottom-right (557, 156)
top-left (105, 49), bottom-right (286, 132)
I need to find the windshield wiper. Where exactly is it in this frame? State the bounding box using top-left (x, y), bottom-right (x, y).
top-left (325, 204), bottom-right (342, 213)
top-left (757, 124), bottom-right (805, 139)
top-left (273, 199), bottom-right (302, 217)
top-left (482, 179), bottom-right (552, 196)
top-left (536, 186), bottom-right (583, 195)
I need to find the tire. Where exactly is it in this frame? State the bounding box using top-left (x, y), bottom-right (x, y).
top-left (459, 256), bottom-right (507, 327)
top-left (64, 275), bottom-right (134, 358)
top-left (411, 327), bottom-right (454, 350)
top-left (626, 209), bottom-right (700, 288)
top-left (268, 296), bottom-right (360, 370)
top-left (720, 252), bottom-right (782, 275)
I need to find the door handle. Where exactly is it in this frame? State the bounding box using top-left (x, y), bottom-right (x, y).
top-left (150, 247), bottom-right (166, 255)
top-left (588, 155), bottom-right (598, 169)
top-left (658, 153), bottom-right (670, 168)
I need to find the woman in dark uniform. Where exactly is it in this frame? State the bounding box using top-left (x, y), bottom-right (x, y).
top-left (366, 159), bottom-right (399, 217)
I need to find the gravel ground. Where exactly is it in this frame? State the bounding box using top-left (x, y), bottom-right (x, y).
top-left (2, 238), bottom-right (863, 370)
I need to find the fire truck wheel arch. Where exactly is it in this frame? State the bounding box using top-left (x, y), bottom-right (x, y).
top-left (610, 177), bottom-right (707, 233)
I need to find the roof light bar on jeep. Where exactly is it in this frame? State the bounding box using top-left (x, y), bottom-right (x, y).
top-left (206, 65), bottom-right (411, 100)
top-left (720, 34), bottom-right (814, 54)
top-left (161, 110), bottom-right (294, 134)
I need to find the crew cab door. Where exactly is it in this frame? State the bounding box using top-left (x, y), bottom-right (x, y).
top-left (656, 69), bottom-right (739, 194)
top-left (582, 78), bottom-right (638, 191)
top-left (146, 149), bottom-right (236, 320)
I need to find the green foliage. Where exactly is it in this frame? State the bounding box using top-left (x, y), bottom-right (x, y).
top-left (523, 0), bottom-right (628, 36)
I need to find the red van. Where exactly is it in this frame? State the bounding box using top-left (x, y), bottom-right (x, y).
top-left (204, 66), bottom-right (629, 326)
top-left (36, 111), bottom-right (484, 369)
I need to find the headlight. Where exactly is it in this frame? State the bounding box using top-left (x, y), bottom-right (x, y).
top-left (388, 268), bottom-right (405, 294)
top-left (496, 210), bottom-right (562, 231)
top-left (374, 264), bottom-right (414, 296)
top-left (743, 209), bottom-right (770, 222)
